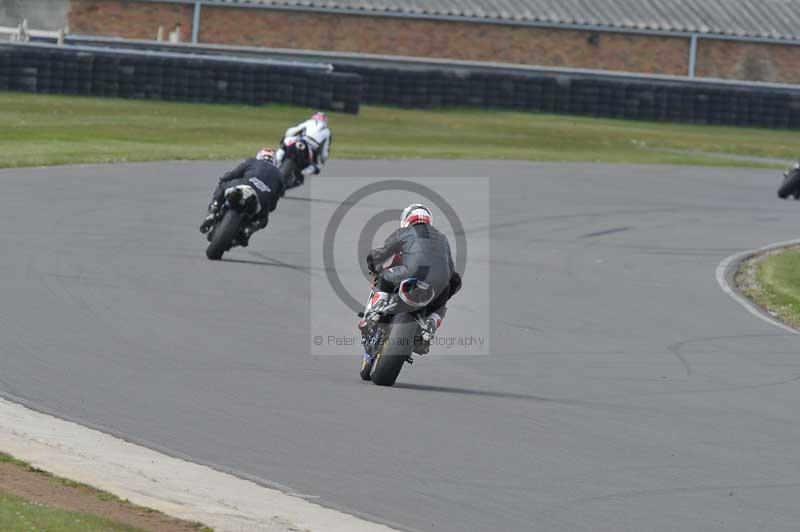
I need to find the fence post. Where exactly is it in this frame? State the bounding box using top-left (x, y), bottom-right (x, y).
top-left (19, 19), bottom-right (29, 42)
top-left (192, 1), bottom-right (201, 44)
top-left (169, 24), bottom-right (181, 43)
top-left (688, 33), bottom-right (698, 78)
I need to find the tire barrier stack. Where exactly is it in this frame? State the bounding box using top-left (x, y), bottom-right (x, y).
top-left (0, 42), bottom-right (361, 113)
top-left (10, 36), bottom-right (800, 129)
top-left (68, 35), bottom-right (800, 129)
top-left (334, 61), bottom-right (800, 129)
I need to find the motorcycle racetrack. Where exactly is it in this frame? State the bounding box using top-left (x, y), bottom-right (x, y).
top-left (1, 160), bottom-right (799, 532)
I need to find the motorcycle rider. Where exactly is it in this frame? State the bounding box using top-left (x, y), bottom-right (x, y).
top-left (199, 147), bottom-right (285, 247)
top-left (359, 204), bottom-right (462, 355)
top-left (276, 112), bottom-right (332, 182)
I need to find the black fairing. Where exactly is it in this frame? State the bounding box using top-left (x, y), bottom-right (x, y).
top-left (284, 140), bottom-right (311, 169)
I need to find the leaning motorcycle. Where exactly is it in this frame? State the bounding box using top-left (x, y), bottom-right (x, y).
top-left (205, 184), bottom-right (261, 260)
top-left (279, 136), bottom-right (313, 190)
top-left (358, 272), bottom-right (437, 387)
top-left (777, 162), bottom-right (800, 199)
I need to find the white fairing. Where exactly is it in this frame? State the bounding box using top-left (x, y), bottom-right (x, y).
top-left (283, 119), bottom-right (331, 164)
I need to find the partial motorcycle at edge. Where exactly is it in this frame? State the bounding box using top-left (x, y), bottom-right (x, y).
top-left (778, 162), bottom-right (800, 199)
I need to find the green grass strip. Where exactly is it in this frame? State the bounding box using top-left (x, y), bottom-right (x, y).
top-left (0, 452), bottom-right (212, 531)
top-left (754, 249), bottom-right (800, 325)
top-left (0, 91), bottom-right (795, 168)
top-left (0, 491), bottom-right (144, 532)
top-left (738, 247), bottom-right (800, 329)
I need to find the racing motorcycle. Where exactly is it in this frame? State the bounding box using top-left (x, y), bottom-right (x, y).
top-left (279, 136), bottom-right (313, 190)
top-left (777, 162), bottom-right (800, 199)
top-left (205, 184), bottom-right (262, 260)
top-left (358, 256), bottom-right (438, 387)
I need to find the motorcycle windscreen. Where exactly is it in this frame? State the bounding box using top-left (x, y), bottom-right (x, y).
top-left (397, 278), bottom-right (436, 308)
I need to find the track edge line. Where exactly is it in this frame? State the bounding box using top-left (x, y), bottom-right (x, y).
top-left (715, 239), bottom-right (800, 335)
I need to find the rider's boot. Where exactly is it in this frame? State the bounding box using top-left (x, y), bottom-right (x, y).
top-left (199, 201), bottom-right (220, 233)
top-left (239, 219), bottom-right (264, 248)
top-left (358, 290), bottom-right (390, 335)
top-left (358, 290), bottom-right (389, 381)
top-left (414, 312), bottom-right (443, 355)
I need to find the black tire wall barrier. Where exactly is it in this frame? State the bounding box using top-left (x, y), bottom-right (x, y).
top-left (336, 62), bottom-right (800, 129)
top-left (0, 43), bottom-right (361, 113)
top-left (59, 37), bottom-right (800, 128)
top-left (8, 38), bottom-right (800, 128)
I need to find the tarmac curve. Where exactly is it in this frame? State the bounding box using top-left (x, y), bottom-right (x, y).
top-left (0, 160), bottom-right (799, 532)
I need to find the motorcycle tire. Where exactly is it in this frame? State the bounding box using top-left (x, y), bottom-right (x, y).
top-left (206, 210), bottom-right (242, 260)
top-left (370, 316), bottom-right (417, 387)
top-left (778, 170), bottom-right (800, 199)
top-left (280, 159), bottom-right (299, 190)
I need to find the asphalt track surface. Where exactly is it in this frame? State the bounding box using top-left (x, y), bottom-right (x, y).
top-left (1, 160), bottom-right (799, 532)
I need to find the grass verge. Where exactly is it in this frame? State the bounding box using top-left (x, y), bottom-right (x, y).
top-left (0, 91), bottom-right (796, 168)
top-left (0, 452), bottom-right (212, 532)
top-left (0, 492), bottom-right (144, 532)
top-left (736, 246), bottom-right (800, 329)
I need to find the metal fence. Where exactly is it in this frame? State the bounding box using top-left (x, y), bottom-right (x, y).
top-left (0, 20), bottom-right (66, 44)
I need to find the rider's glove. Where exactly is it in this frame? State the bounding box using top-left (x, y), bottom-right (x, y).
top-left (366, 254), bottom-right (377, 274)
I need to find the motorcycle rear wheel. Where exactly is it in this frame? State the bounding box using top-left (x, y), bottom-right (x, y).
top-left (280, 159), bottom-right (299, 190)
top-left (370, 316), bottom-right (417, 387)
top-left (206, 210), bottom-right (242, 260)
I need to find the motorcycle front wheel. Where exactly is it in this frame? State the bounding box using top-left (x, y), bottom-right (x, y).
top-left (206, 210), bottom-right (242, 260)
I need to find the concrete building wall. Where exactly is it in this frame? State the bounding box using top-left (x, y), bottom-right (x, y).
top-left (66, 0), bottom-right (800, 84)
top-left (0, 0), bottom-right (70, 30)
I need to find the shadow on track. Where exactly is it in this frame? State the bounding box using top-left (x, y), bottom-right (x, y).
top-left (392, 382), bottom-right (610, 408)
top-left (281, 196), bottom-right (381, 207)
top-left (222, 255), bottom-right (315, 276)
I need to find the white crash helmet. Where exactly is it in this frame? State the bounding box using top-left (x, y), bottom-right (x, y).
top-left (400, 203), bottom-right (432, 228)
top-left (312, 112), bottom-right (328, 126)
top-left (255, 147), bottom-right (277, 165)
